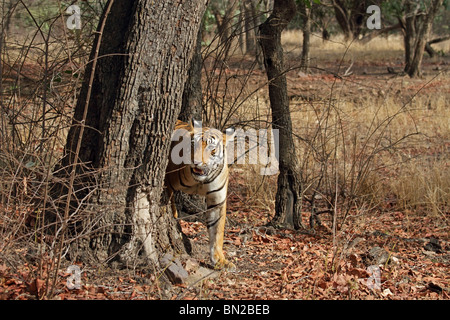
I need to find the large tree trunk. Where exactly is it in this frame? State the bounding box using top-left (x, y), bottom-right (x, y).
top-left (259, 0), bottom-right (303, 229)
top-left (61, 0), bottom-right (207, 267)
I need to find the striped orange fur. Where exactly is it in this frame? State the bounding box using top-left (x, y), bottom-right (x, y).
top-left (165, 119), bottom-right (235, 270)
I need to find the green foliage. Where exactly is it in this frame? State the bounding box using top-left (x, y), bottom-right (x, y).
top-left (296, 0), bottom-right (321, 8)
top-left (202, 7), bottom-right (217, 35)
top-left (13, 0), bottom-right (105, 33)
top-left (17, 0), bottom-right (60, 32)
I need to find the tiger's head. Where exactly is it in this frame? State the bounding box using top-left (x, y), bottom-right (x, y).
top-left (190, 119), bottom-right (235, 182)
top-left (171, 119), bottom-right (235, 183)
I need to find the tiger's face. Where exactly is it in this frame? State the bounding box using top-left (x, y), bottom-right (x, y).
top-left (190, 127), bottom-right (225, 181)
top-left (170, 119), bottom-right (235, 182)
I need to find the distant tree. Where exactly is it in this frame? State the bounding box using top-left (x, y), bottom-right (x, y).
top-left (327, 0), bottom-right (445, 76)
top-left (331, 0), bottom-right (368, 40)
top-left (260, 0), bottom-right (303, 229)
top-left (398, 0), bottom-right (445, 77)
top-left (298, 0), bottom-right (312, 72)
top-left (210, 0), bottom-right (238, 57)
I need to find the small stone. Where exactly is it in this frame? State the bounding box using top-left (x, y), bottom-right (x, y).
top-left (368, 246), bottom-right (390, 265)
top-left (382, 288), bottom-right (393, 297)
top-left (160, 253), bottom-right (188, 284)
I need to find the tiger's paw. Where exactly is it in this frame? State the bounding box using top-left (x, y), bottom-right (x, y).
top-left (213, 258), bottom-right (236, 272)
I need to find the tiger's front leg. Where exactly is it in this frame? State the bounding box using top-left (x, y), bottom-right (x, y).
top-left (206, 203), bottom-right (235, 270)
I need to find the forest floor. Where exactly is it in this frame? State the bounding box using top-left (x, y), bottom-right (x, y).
top-left (1, 176), bottom-right (448, 300)
top-left (182, 49), bottom-right (449, 300)
top-left (0, 36), bottom-right (449, 300)
top-left (174, 184), bottom-right (449, 300)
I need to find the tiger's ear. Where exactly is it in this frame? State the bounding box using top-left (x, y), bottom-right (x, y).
top-left (191, 118), bottom-right (202, 130)
top-left (223, 126), bottom-right (236, 145)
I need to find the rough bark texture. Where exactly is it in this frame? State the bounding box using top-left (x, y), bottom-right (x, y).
top-left (62, 0), bottom-right (207, 267)
top-left (405, 0), bottom-right (444, 77)
top-left (177, 25), bottom-right (207, 218)
top-left (179, 25), bottom-right (203, 123)
top-left (259, 0), bottom-right (303, 229)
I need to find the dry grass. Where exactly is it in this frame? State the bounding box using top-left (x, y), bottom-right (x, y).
top-left (392, 159), bottom-right (449, 218)
top-left (282, 30), bottom-right (450, 64)
top-left (220, 31), bottom-right (449, 228)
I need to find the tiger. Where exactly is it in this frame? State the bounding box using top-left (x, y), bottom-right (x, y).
top-left (165, 119), bottom-right (236, 270)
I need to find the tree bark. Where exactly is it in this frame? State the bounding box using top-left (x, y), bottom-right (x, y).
top-left (259, 0), bottom-right (303, 229)
top-left (61, 0), bottom-right (207, 267)
top-left (405, 0), bottom-right (444, 77)
top-left (179, 24), bottom-right (203, 123)
top-left (299, 1), bottom-right (311, 73)
top-left (177, 24), bottom-right (207, 218)
top-left (400, 0), bottom-right (419, 72)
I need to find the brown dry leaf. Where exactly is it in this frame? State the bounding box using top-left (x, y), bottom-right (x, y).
top-left (333, 274), bottom-right (349, 294)
top-left (349, 254), bottom-right (359, 267)
top-left (28, 278), bottom-right (45, 296)
top-left (0, 264), bottom-right (8, 273)
top-left (348, 268), bottom-right (369, 278)
top-left (317, 279), bottom-right (328, 290)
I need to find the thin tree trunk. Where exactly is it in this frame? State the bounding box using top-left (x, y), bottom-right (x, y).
top-left (333, 0), bottom-right (366, 41)
top-left (259, 0), bottom-right (303, 229)
top-left (406, 0), bottom-right (443, 77)
top-left (333, 0), bottom-right (351, 41)
top-left (360, 22), bottom-right (402, 44)
top-left (211, 0), bottom-right (238, 58)
top-left (61, 0), bottom-right (207, 267)
top-left (299, 2), bottom-right (311, 73)
top-left (349, 0), bottom-right (366, 40)
top-left (425, 36), bottom-right (450, 57)
top-left (243, 0), bottom-right (257, 55)
top-left (401, 0), bottom-right (419, 72)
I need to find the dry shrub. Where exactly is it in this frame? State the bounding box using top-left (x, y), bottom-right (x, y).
top-left (291, 87), bottom-right (448, 226)
top-left (0, 1), bottom-right (103, 298)
top-left (392, 159), bottom-right (449, 218)
top-left (220, 30), bottom-right (449, 228)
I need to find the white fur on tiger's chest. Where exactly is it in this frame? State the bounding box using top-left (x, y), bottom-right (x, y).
top-left (175, 166), bottom-right (227, 199)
